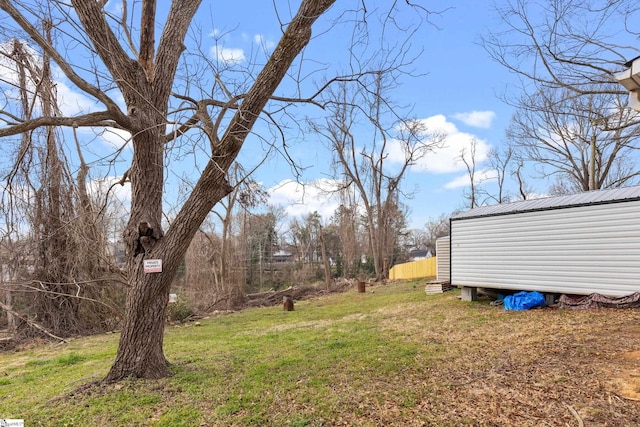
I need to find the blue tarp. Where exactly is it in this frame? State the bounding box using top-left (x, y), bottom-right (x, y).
top-left (503, 291), bottom-right (546, 311)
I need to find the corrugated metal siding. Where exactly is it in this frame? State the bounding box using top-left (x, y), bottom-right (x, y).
top-left (451, 199), bottom-right (640, 296)
top-left (436, 236), bottom-right (450, 282)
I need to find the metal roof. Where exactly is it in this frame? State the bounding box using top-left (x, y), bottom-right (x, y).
top-left (451, 185), bottom-right (640, 220)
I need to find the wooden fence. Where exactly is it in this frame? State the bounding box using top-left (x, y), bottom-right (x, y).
top-left (388, 257), bottom-right (436, 281)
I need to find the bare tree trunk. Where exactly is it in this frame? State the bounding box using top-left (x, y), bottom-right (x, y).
top-left (459, 139), bottom-right (479, 209)
top-left (337, 196), bottom-right (358, 278)
top-left (5, 285), bottom-right (16, 334)
top-left (319, 224), bottom-right (331, 291)
top-left (366, 214), bottom-right (383, 281)
top-left (106, 265), bottom-right (172, 379)
top-left (108, 124), bottom-right (169, 379)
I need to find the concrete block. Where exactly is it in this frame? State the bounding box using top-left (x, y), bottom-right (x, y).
top-left (544, 293), bottom-right (556, 306)
top-left (461, 286), bottom-right (478, 301)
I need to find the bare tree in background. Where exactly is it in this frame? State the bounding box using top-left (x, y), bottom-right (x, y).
top-left (0, 38), bottom-right (122, 340)
top-left (458, 138), bottom-right (519, 208)
top-left (483, 0), bottom-right (640, 193)
top-left (289, 212), bottom-right (321, 266)
top-left (208, 164), bottom-right (268, 308)
top-left (483, 144), bottom-right (515, 204)
top-left (331, 200), bottom-right (360, 279)
top-left (458, 139), bottom-right (482, 209)
top-left (403, 228), bottom-right (429, 250)
top-left (243, 211), bottom-right (278, 291)
top-left (512, 157), bottom-right (533, 201)
top-left (507, 87), bottom-right (640, 192)
top-left (182, 229), bottom-right (221, 312)
top-left (313, 74), bottom-right (443, 281)
top-left (318, 223), bottom-right (332, 290)
top-left (424, 214), bottom-right (450, 253)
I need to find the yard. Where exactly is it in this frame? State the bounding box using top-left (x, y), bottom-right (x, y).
top-left (1, 281), bottom-right (640, 426)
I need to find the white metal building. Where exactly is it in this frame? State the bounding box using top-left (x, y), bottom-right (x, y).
top-left (435, 236), bottom-right (450, 282)
top-left (449, 186), bottom-right (640, 299)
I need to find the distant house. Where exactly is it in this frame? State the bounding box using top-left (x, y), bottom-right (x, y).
top-left (106, 241), bottom-right (127, 268)
top-left (408, 248), bottom-right (432, 261)
top-left (272, 250), bottom-right (294, 263)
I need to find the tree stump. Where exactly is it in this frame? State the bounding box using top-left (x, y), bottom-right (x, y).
top-left (283, 295), bottom-right (294, 311)
top-left (357, 281), bottom-right (366, 293)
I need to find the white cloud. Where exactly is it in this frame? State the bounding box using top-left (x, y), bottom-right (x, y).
top-left (88, 175), bottom-right (131, 215)
top-left (443, 174), bottom-right (470, 190)
top-left (268, 178), bottom-right (342, 220)
top-left (210, 45), bottom-right (246, 64)
top-left (409, 114), bottom-right (491, 174)
top-left (100, 127), bottom-right (132, 149)
top-left (254, 34), bottom-right (276, 51)
top-left (444, 168), bottom-right (498, 189)
top-left (105, 0), bottom-right (124, 16)
top-left (55, 79), bottom-right (99, 116)
top-left (208, 28), bottom-right (274, 64)
top-left (76, 126), bottom-right (131, 151)
top-left (452, 110), bottom-right (495, 128)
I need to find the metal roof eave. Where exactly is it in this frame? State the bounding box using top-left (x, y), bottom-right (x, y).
top-left (450, 185), bottom-right (640, 221)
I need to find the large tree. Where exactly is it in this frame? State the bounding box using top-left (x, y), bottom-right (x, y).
top-left (0, 0), bottom-right (356, 381)
top-left (0, 0), bottom-right (429, 381)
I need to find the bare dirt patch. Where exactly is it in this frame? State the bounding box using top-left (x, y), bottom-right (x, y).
top-left (609, 349), bottom-right (640, 401)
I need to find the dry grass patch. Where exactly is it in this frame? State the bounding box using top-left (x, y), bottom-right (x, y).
top-left (373, 294), bottom-right (640, 426)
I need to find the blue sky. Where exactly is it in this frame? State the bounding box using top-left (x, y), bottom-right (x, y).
top-left (0, 1), bottom-right (532, 231)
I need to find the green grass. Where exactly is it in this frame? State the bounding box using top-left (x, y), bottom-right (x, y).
top-left (0, 282), bottom-right (428, 425)
top-left (1, 280), bottom-right (640, 426)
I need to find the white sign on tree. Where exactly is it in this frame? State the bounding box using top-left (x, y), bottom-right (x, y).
top-left (143, 259), bottom-right (162, 274)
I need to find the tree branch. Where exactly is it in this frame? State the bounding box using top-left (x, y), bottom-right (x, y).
top-left (0, 0), bottom-right (123, 116)
top-left (0, 111), bottom-right (117, 137)
top-left (139, 0), bottom-right (156, 81)
top-left (161, 0), bottom-right (336, 268)
top-left (154, 0), bottom-right (202, 97)
top-left (70, 0), bottom-right (139, 88)
top-left (0, 299), bottom-right (67, 343)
